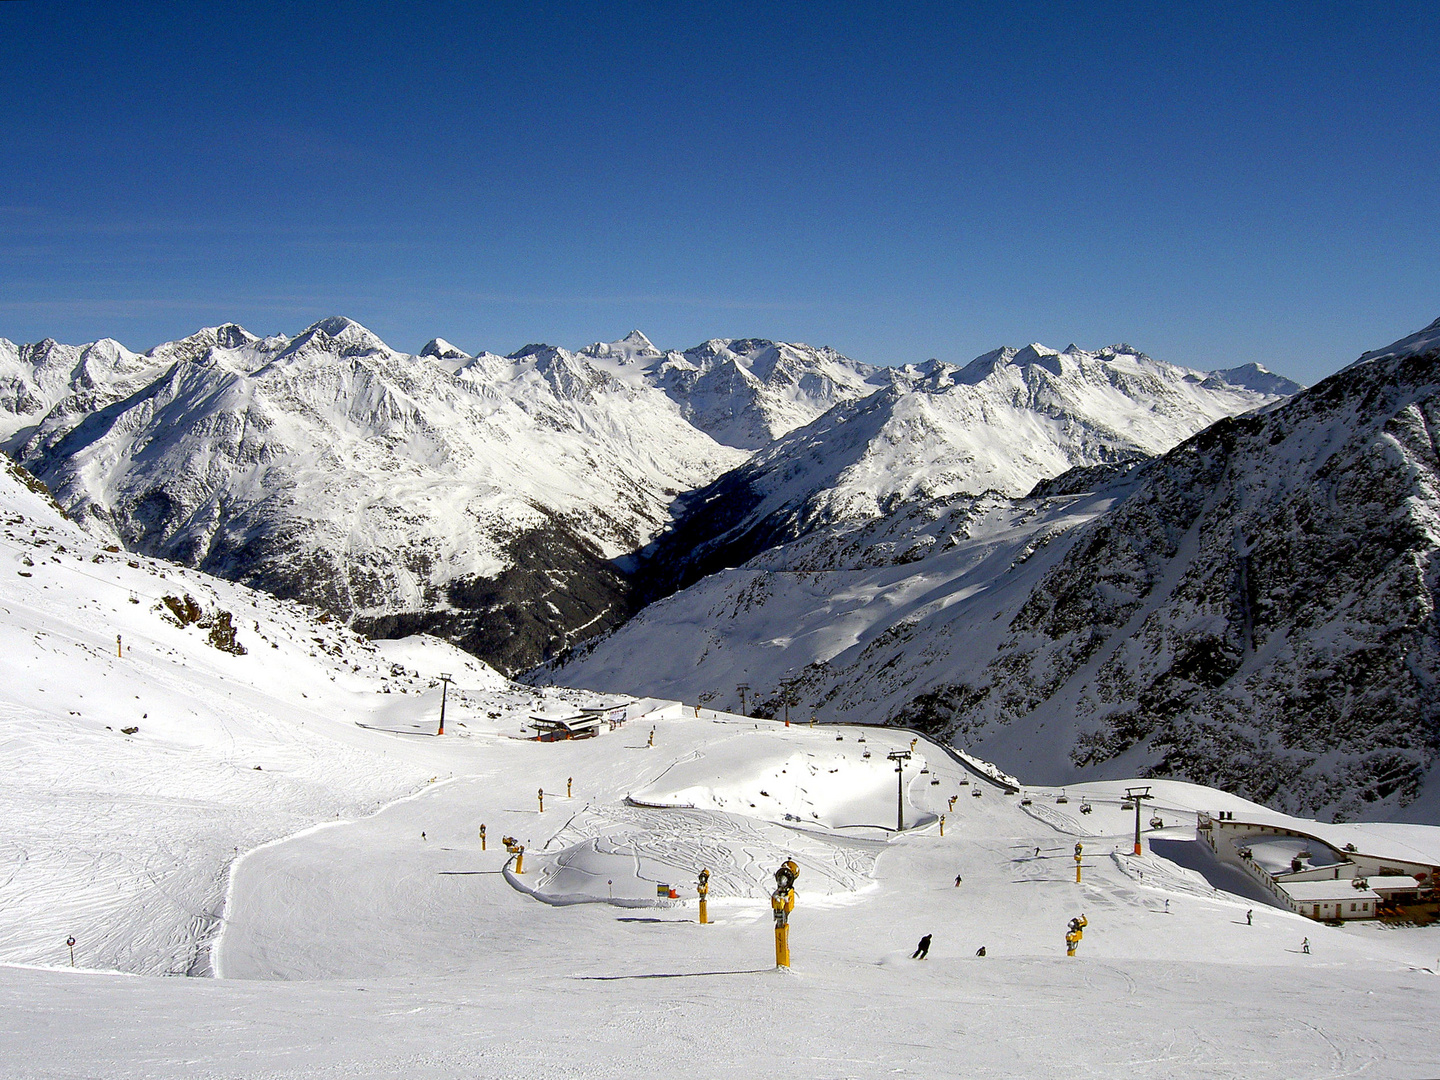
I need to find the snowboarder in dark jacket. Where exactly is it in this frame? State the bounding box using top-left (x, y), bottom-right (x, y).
top-left (975, 946), bottom-right (987, 957)
top-left (912, 934), bottom-right (932, 959)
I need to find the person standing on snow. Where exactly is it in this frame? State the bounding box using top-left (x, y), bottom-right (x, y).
top-left (912, 934), bottom-right (932, 959)
top-left (954, 873), bottom-right (963, 887)
top-left (1302, 937), bottom-right (1310, 954)
top-left (1246, 909), bottom-right (1253, 925)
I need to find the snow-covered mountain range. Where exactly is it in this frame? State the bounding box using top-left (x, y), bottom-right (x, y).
top-left (1, 320), bottom-right (1290, 676)
top-left (0, 320), bottom-right (755, 672)
top-left (545, 319), bottom-right (1440, 822)
top-left (636, 342), bottom-right (1299, 600)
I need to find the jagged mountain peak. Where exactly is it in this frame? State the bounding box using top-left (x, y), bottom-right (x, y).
top-left (579, 330), bottom-right (663, 364)
top-left (282, 316), bottom-right (393, 359)
top-left (1207, 362), bottom-right (1306, 397)
top-left (1, 316), bottom-right (749, 675)
top-left (650, 337), bottom-right (882, 450)
top-left (1013, 342), bottom-right (1061, 362)
top-left (507, 342), bottom-right (561, 361)
top-left (144, 323), bottom-right (259, 365)
top-left (420, 338), bottom-right (469, 360)
top-left (199, 323), bottom-right (258, 350)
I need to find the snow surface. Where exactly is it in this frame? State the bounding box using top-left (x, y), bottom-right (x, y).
top-left (549, 485), bottom-right (1130, 716)
top-left (4, 459), bottom-right (1440, 1078)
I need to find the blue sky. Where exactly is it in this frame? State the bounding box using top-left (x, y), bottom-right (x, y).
top-left (2, 1), bottom-right (1437, 382)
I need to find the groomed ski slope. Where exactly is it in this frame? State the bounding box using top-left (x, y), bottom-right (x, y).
top-left (5, 709), bottom-right (1440, 1078)
top-left (3, 461), bottom-right (1440, 1078)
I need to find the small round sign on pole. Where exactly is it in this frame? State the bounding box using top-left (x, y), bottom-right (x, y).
top-left (66, 936), bottom-right (76, 967)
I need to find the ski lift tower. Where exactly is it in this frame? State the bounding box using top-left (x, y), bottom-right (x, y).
top-left (887, 749), bottom-right (913, 831)
top-left (1124, 785), bottom-right (1153, 856)
top-left (437, 673), bottom-right (453, 736)
top-left (736, 683), bottom-right (750, 717)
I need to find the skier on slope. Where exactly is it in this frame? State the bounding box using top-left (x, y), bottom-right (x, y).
top-left (912, 934), bottom-right (932, 959)
top-left (1246, 909), bottom-right (1253, 925)
top-left (954, 873), bottom-right (963, 887)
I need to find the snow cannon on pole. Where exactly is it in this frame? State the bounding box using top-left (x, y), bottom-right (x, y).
top-left (697, 868), bottom-right (711, 925)
top-left (1065, 914), bottom-right (1087, 957)
top-left (1074, 842), bottom-right (1083, 883)
top-left (939, 814), bottom-right (945, 837)
top-left (771, 860), bottom-right (799, 969)
top-left (1124, 786), bottom-right (1153, 856)
top-left (437, 673), bottom-right (452, 736)
top-left (538, 788), bottom-right (545, 813)
top-left (567, 777), bottom-right (573, 798)
top-left (502, 836), bottom-right (525, 874)
top-left (479, 824), bottom-right (486, 851)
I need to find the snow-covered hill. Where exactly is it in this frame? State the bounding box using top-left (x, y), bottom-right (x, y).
top-left (634, 342), bottom-right (1297, 600)
top-left (0, 453), bottom-right (606, 975)
top-left (545, 322), bottom-right (1440, 822)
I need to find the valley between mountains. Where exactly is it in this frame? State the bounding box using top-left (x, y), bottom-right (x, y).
top-left (7, 315), bottom-right (1440, 818)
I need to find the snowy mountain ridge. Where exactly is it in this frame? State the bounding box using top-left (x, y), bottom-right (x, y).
top-left (1, 318), bottom-right (1298, 677)
top-left (546, 318), bottom-right (1440, 823)
top-left (0, 318), bottom-right (756, 673)
top-left (633, 339), bottom-right (1297, 601)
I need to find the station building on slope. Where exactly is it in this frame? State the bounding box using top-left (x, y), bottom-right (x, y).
top-left (1198, 810), bottom-right (1440, 921)
top-left (525, 697), bottom-right (682, 741)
